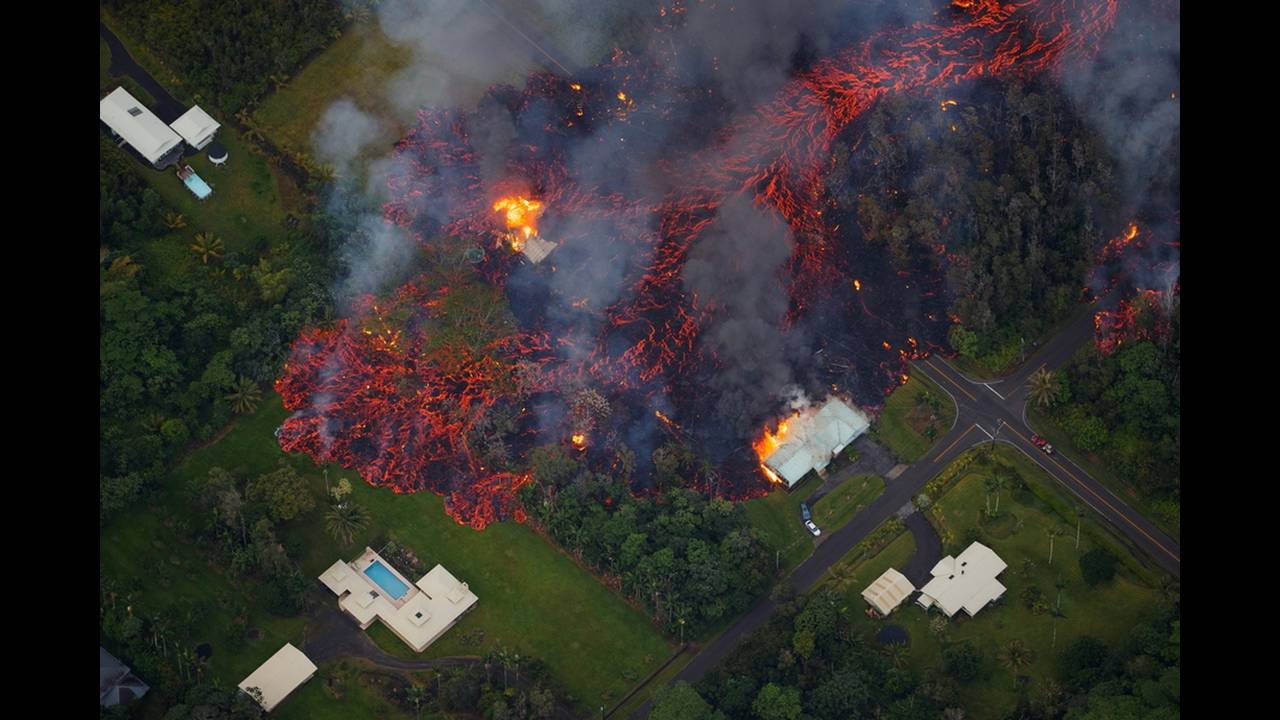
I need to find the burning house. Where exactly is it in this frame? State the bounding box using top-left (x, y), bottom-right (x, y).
top-left (757, 397), bottom-right (870, 488)
top-left (274, 0), bottom-right (1147, 528)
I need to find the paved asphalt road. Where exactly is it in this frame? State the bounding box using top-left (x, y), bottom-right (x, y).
top-left (628, 292), bottom-right (1180, 718)
top-left (100, 21), bottom-right (185, 123)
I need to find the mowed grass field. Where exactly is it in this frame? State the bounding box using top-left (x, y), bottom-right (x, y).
top-left (253, 22), bottom-right (415, 171)
top-left (875, 373), bottom-right (956, 462)
top-left (811, 474), bottom-right (885, 531)
top-left (100, 395), bottom-right (672, 713)
top-left (825, 446), bottom-right (1166, 720)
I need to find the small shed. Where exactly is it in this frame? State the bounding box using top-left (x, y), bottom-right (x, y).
top-left (238, 643), bottom-right (317, 712)
top-left (861, 567), bottom-right (916, 616)
top-left (170, 105), bottom-right (220, 150)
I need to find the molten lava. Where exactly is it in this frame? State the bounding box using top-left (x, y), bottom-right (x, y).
top-left (278, 0), bottom-right (1131, 528)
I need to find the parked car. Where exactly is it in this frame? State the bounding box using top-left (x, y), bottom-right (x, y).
top-left (800, 502), bottom-right (812, 522)
top-left (1030, 434), bottom-right (1047, 448)
top-left (1041, 443), bottom-right (1054, 455)
top-left (805, 520), bottom-right (821, 537)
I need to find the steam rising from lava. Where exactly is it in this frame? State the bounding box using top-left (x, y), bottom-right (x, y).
top-left (279, 0), bottom-right (1176, 528)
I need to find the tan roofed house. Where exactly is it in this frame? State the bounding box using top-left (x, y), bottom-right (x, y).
top-left (861, 567), bottom-right (916, 616)
top-left (916, 541), bottom-right (1007, 618)
top-left (238, 643), bottom-right (316, 712)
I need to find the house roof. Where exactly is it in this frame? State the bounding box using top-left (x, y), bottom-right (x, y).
top-left (521, 234), bottom-right (558, 264)
top-left (917, 541), bottom-right (1008, 617)
top-left (100, 647), bottom-right (150, 707)
top-left (764, 397), bottom-right (871, 486)
top-left (320, 551), bottom-right (479, 653)
top-left (238, 643), bottom-right (317, 712)
top-left (169, 105), bottom-right (220, 145)
top-left (861, 567), bottom-right (916, 615)
top-left (100, 87), bottom-right (183, 164)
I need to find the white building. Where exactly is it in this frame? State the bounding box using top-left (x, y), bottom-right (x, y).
top-left (763, 397), bottom-right (871, 487)
top-left (169, 105), bottom-right (220, 150)
top-left (916, 541), bottom-right (1007, 618)
top-left (520, 234), bottom-right (558, 264)
top-left (100, 87), bottom-right (183, 168)
top-left (861, 567), bottom-right (916, 616)
top-left (238, 643), bottom-right (317, 712)
top-left (319, 548), bottom-right (478, 653)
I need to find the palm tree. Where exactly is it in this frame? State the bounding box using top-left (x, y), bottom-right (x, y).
top-left (404, 685), bottom-right (428, 720)
top-left (191, 232), bottom-right (224, 264)
top-left (997, 639), bottom-right (1034, 687)
top-left (325, 503), bottom-right (370, 546)
top-left (886, 642), bottom-right (910, 669)
top-left (1027, 367), bottom-right (1059, 407)
top-left (224, 376), bottom-right (262, 414)
top-left (162, 211), bottom-right (187, 230)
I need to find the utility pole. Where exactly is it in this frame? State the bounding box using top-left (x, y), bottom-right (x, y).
top-left (1075, 518), bottom-right (1081, 549)
top-left (324, 468), bottom-right (330, 497)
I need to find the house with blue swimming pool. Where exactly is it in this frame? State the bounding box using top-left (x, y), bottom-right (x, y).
top-left (319, 547), bottom-right (478, 652)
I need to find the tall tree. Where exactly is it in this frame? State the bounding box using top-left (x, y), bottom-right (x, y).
top-left (191, 232), bottom-right (224, 264)
top-left (324, 502), bottom-right (369, 546)
top-left (224, 376), bottom-right (263, 414)
top-left (1027, 367), bottom-right (1060, 408)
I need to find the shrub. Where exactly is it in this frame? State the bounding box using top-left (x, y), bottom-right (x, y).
top-left (1079, 548), bottom-right (1118, 586)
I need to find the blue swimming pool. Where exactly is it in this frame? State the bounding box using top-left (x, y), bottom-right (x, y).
top-left (184, 172), bottom-right (212, 199)
top-left (364, 560), bottom-right (411, 599)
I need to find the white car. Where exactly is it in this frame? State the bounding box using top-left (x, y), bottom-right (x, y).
top-left (805, 520), bottom-right (821, 537)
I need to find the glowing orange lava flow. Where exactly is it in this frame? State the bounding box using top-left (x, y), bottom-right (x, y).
top-left (279, 0), bottom-right (1127, 527)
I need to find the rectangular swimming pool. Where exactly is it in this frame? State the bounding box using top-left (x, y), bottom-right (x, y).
top-left (364, 560), bottom-right (411, 599)
top-left (183, 172), bottom-right (212, 200)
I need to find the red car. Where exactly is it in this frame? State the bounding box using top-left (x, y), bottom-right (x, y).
top-left (1031, 434), bottom-right (1047, 447)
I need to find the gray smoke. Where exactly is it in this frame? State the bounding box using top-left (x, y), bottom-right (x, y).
top-left (682, 194), bottom-right (805, 438)
top-left (312, 98), bottom-right (388, 178)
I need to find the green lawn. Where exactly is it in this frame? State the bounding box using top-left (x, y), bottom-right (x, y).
top-left (1027, 405), bottom-right (1180, 541)
top-left (876, 374), bottom-right (956, 462)
top-left (275, 661), bottom-right (424, 720)
top-left (811, 474), bottom-right (885, 532)
top-left (742, 477), bottom-right (820, 574)
top-left (824, 447), bottom-right (1166, 720)
top-left (253, 21), bottom-right (414, 178)
top-left (102, 394), bottom-right (671, 713)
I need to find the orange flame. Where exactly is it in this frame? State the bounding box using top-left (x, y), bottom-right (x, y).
top-left (940, 99), bottom-right (958, 111)
top-left (853, 279), bottom-right (862, 291)
top-left (492, 196), bottom-right (545, 251)
top-left (571, 432), bottom-right (587, 449)
top-left (753, 414), bottom-right (799, 484)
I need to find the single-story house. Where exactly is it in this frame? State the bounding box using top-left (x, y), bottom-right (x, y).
top-left (763, 397), bottom-right (871, 487)
top-left (520, 234), bottom-right (558, 264)
top-left (169, 105), bottom-right (220, 150)
top-left (916, 541), bottom-right (1007, 618)
top-left (100, 647), bottom-right (150, 707)
top-left (319, 547), bottom-right (478, 653)
top-left (238, 643), bottom-right (317, 712)
top-left (861, 567), bottom-right (916, 616)
top-left (100, 87), bottom-right (184, 168)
